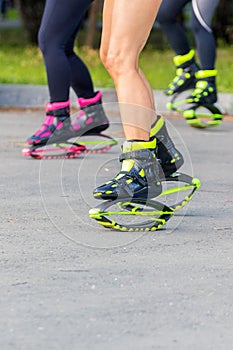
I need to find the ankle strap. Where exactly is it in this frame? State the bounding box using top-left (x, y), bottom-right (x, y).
top-left (46, 106), bottom-right (70, 117)
top-left (120, 149), bottom-right (154, 162)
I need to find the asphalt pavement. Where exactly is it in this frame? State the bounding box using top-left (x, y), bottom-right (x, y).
top-left (0, 86), bottom-right (233, 350)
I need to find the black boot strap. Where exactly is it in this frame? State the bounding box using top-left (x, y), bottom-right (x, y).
top-left (46, 106), bottom-right (70, 118)
top-left (119, 149), bottom-right (154, 162)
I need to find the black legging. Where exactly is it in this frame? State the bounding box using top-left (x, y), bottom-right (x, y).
top-left (38, 0), bottom-right (94, 102)
top-left (157, 0), bottom-right (219, 69)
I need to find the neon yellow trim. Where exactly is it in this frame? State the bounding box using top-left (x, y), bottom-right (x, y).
top-left (166, 102), bottom-right (173, 110)
top-left (195, 80), bottom-right (208, 90)
top-left (79, 139), bottom-right (118, 146)
top-left (89, 208), bottom-right (102, 219)
top-left (150, 116), bottom-right (164, 138)
top-left (158, 184), bottom-right (195, 197)
top-left (119, 201), bottom-right (132, 207)
top-left (183, 110), bottom-right (195, 119)
top-left (139, 169), bottom-right (145, 177)
top-left (153, 218), bottom-right (166, 224)
top-left (89, 208), bottom-right (100, 215)
top-left (115, 173), bottom-right (125, 180)
top-left (183, 107), bottom-right (222, 128)
top-left (208, 120), bottom-right (222, 127)
top-left (176, 68), bottom-right (183, 76)
top-left (126, 178), bottom-right (133, 184)
top-left (192, 178), bottom-right (201, 189)
top-left (119, 203), bottom-right (142, 213)
top-left (91, 215), bottom-right (170, 232)
top-left (186, 119), bottom-right (206, 128)
top-left (93, 192), bottom-right (102, 197)
top-left (121, 159), bottom-right (134, 172)
top-left (123, 139), bottom-right (156, 152)
top-left (195, 69), bottom-right (217, 79)
top-left (131, 206), bottom-right (141, 213)
top-left (173, 49), bottom-right (195, 67)
top-left (98, 221), bottom-right (115, 228)
top-left (184, 110), bottom-right (221, 119)
top-left (90, 214), bottom-right (102, 219)
top-left (94, 209), bottom-right (172, 217)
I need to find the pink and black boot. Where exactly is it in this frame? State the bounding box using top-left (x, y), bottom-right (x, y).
top-left (27, 100), bottom-right (74, 146)
top-left (72, 91), bottom-right (109, 136)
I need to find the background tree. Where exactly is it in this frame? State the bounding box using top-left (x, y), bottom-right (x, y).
top-left (15, 0), bottom-right (233, 47)
top-left (85, 0), bottom-right (103, 48)
top-left (15, 0), bottom-right (103, 48)
top-left (213, 0), bottom-right (233, 44)
top-left (16, 0), bottom-right (45, 45)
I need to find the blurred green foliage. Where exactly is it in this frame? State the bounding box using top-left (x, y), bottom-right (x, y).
top-left (0, 27), bottom-right (233, 93)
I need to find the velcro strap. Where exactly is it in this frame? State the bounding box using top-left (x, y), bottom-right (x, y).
top-left (46, 107), bottom-right (70, 117)
top-left (116, 171), bottom-right (147, 188)
top-left (119, 149), bottom-right (153, 162)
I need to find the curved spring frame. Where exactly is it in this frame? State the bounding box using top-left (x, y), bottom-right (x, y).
top-left (89, 172), bottom-right (201, 232)
top-left (167, 92), bottom-right (223, 129)
top-left (22, 133), bottom-right (118, 160)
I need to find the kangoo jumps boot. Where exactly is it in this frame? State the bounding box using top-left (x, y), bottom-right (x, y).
top-left (93, 140), bottom-right (162, 201)
top-left (150, 116), bottom-right (184, 177)
top-left (27, 100), bottom-right (73, 145)
top-left (186, 69), bottom-right (218, 105)
top-left (72, 91), bottom-right (109, 136)
top-left (165, 49), bottom-right (199, 96)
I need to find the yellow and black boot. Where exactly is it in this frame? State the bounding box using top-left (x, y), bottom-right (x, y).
top-left (186, 69), bottom-right (217, 105)
top-left (150, 116), bottom-right (184, 177)
top-left (93, 140), bottom-right (162, 201)
top-left (165, 49), bottom-right (199, 96)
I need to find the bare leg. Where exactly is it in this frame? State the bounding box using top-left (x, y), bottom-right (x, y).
top-left (100, 0), bottom-right (162, 140)
top-left (93, 0), bottom-right (185, 203)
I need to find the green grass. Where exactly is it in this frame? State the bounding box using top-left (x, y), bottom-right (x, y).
top-left (5, 8), bottom-right (19, 20)
top-left (1, 27), bottom-right (233, 92)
